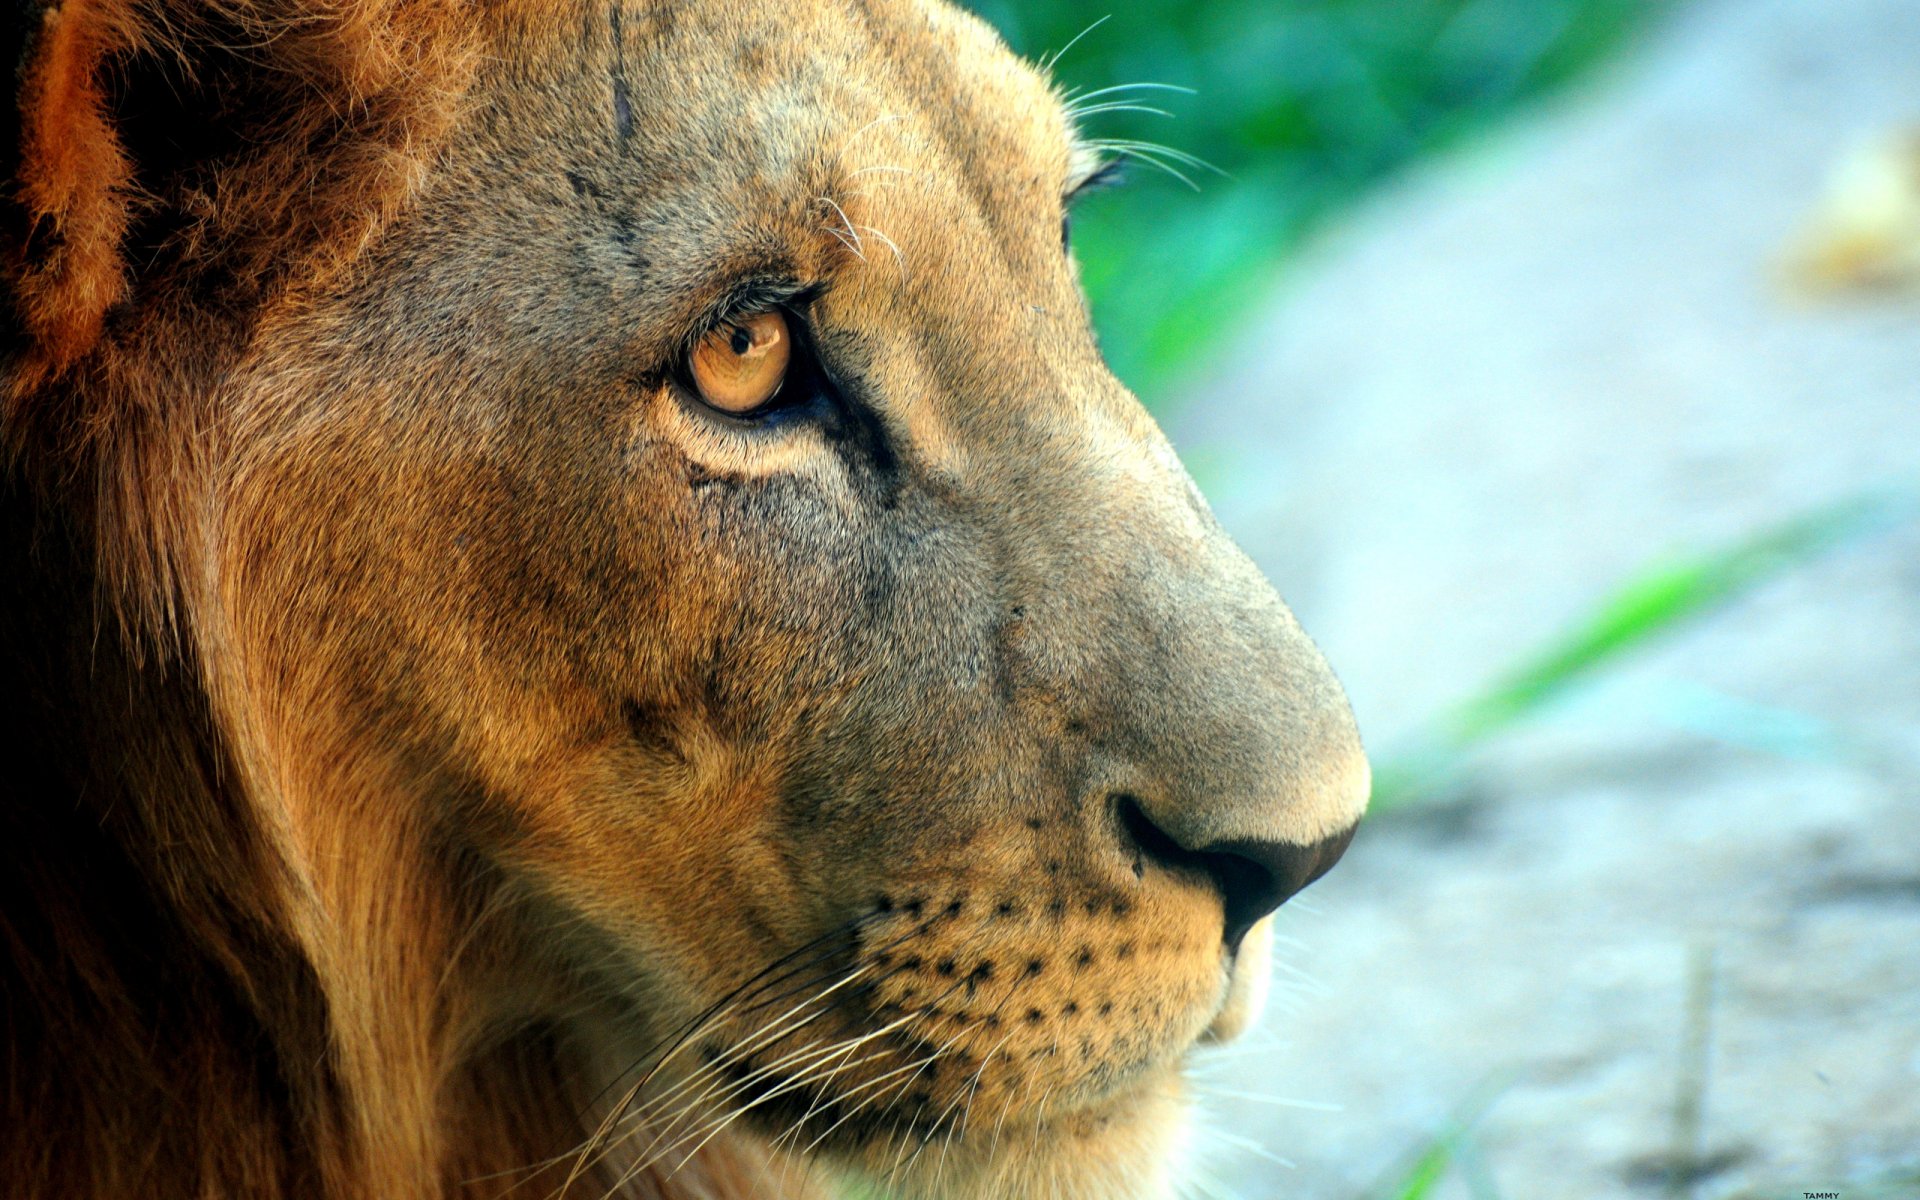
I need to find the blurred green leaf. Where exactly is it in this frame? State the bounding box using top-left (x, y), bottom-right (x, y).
top-left (1371, 487), bottom-right (1920, 811)
top-left (1369, 1078), bottom-right (1510, 1200)
top-left (1386, 1138), bottom-right (1455, 1200)
top-left (966, 0), bottom-right (1663, 405)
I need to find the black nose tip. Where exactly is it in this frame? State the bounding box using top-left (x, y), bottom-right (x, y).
top-left (1206, 825), bottom-right (1357, 947)
top-left (1118, 798), bottom-right (1358, 950)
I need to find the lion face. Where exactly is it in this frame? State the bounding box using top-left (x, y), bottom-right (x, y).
top-left (205, 1), bottom-right (1367, 1195)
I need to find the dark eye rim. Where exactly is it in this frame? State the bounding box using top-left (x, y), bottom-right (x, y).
top-left (1068, 157), bottom-right (1129, 203)
top-left (1062, 156), bottom-right (1129, 250)
top-left (672, 300), bottom-right (832, 427)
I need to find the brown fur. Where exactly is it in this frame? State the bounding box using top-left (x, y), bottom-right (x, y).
top-left (2, 3), bottom-right (1368, 1198)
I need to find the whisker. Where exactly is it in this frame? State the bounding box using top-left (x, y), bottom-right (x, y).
top-left (624, 901), bottom-right (941, 1104)
top-left (836, 111), bottom-right (905, 150)
top-left (1085, 137), bottom-right (1222, 176)
top-left (1067, 101), bottom-right (1173, 120)
top-left (1039, 14), bottom-right (1110, 75)
top-left (875, 990), bottom-right (1013, 1190)
top-left (571, 1007), bottom-right (856, 1196)
top-left (765, 1035), bottom-right (899, 1157)
top-left (659, 1041), bottom-right (909, 1179)
top-left (1063, 81), bottom-right (1198, 105)
top-left (534, 913), bottom-right (887, 1193)
top-left (754, 951), bottom-right (984, 1156)
top-left (634, 1041), bottom-right (904, 1188)
top-left (634, 962), bottom-right (975, 1177)
top-left (1197, 1125), bottom-right (1297, 1171)
top-left (792, 978), bottom-right (983, 1157)
top-left (613, 951), bottom-right (932, 1153)
top-left (857, 225), bottom-right (907, 278)
top-left (1192, 1086), bottom-right (1341, 1112)
top-left (595, 910), bottom-right (882, 1112)
top-left (1179, 1162), bottom-right (1247, 1200)
top-left (633, 979), bottom-right (901, 1133)
top-left (664, 1013), bottom-right (956, 1167)
top-left (618, 967), bottom-right (874, 1145)
top-left (824, 223), bottom-right (864, 260)
top-left (1080, 138), bottom-right (1225, 192)
top-left (549, 903), bottom-right (969, 1194)
top-left (818, 196), bottom-right (865, 259)
top-left (983, 1043), bottom-right (1032, 1168)
top-left (926, 1018), bottom-right (1017, 1191)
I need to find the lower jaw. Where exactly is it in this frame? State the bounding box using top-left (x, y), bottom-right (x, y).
top-left (812, 1068), bottom-right (1193, 1200)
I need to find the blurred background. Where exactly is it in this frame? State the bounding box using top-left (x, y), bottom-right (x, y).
top-left (967, 1), bottom-right (1920, 1198)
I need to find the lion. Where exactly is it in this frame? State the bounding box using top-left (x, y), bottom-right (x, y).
top-left (0, 1), bottom-right (1369, 1197)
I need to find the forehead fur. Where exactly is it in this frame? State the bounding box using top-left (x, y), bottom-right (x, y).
top-left (0, 0), bottom-right (1069, 407)
top-left (492, 0), bottom-right (1079, 333)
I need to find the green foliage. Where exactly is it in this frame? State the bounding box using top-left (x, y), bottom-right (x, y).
top-left (1369, 1079), bottom-right (1509, 1200)
top-left (1383, 1138), bottom-right (1455, 1200)
top-left (966, 0), bottom-right (1657, 405)
top-left (1371, 487), bottom-right (1920, 811)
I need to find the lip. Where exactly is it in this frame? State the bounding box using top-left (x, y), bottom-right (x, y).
top-left (1201, 915), bottom-right (1273, 1045)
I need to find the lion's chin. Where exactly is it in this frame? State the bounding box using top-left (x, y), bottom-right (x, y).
top-left (815, 1070), bottom-right (1193, 1200)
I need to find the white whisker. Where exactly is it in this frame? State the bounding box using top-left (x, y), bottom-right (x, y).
top-left (857, 224), bottom-right (907, 278)
top-left (818, 196), bottom-right (866, 259)
top-left (1040, 14), bottom-right (1110, 75)
top-left (1062, 80), bottom-right (1197, 110)
top-left (623, 965), bottom-right (874, 1135)
top-left (1067, 101), bottom-right (1173, 120)
top-left (1194, 1086), bottom-right (1342, 1112)
top-left (1198, 1126), bottom-right (1297, 1171)
top-left (838, 112), bottom-right (905, 149)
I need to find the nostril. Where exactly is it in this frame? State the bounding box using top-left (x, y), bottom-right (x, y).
top-left (1203, 849), bottom-right (1283, 952)
top-left (1116, 795), bottom-right (1357, 951)
top-left (1208, 826), bottom-right (1356, 948)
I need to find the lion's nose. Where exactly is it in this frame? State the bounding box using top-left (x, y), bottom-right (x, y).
top-left (1061, 483), bottom-right (1371, 949)
top-left (1117, 792), bottom-right (1362, 951)
top-left (1206, 825), bottom-right (1359, 947)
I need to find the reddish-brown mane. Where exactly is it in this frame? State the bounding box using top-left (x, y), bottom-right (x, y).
top-left (1, 4), bottom-right (772, 1196)
top-left (5, 0), bottom-right (476, 622)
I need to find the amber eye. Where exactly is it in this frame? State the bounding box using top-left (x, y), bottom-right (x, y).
top-left (689, 311), bottom-right (792, 414)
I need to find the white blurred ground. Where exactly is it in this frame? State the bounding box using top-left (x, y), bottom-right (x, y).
top-left (1168, 0), bottom-right (1920, 1196)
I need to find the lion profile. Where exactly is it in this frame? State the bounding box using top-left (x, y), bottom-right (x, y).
top-left (0, 2), bottom-right (1368, 1198)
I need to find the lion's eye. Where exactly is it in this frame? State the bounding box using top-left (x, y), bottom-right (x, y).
top-left (690, 311), bottom-right (791, 414)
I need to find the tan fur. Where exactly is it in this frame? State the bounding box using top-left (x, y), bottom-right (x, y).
top-left (2, 3), bottom-right (1368, 1197)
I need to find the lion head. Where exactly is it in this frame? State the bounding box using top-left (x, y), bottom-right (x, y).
top-left (1, 2), bottom-right (1367, 1198)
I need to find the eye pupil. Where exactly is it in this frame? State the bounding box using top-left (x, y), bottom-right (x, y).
top-left (689, 310), bottom-right (793, 415)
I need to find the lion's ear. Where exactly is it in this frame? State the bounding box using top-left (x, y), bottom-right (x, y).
top-left (6, 0), bottom-right (144, 381)
top-left (5, 0), bottom-right (473, 401)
